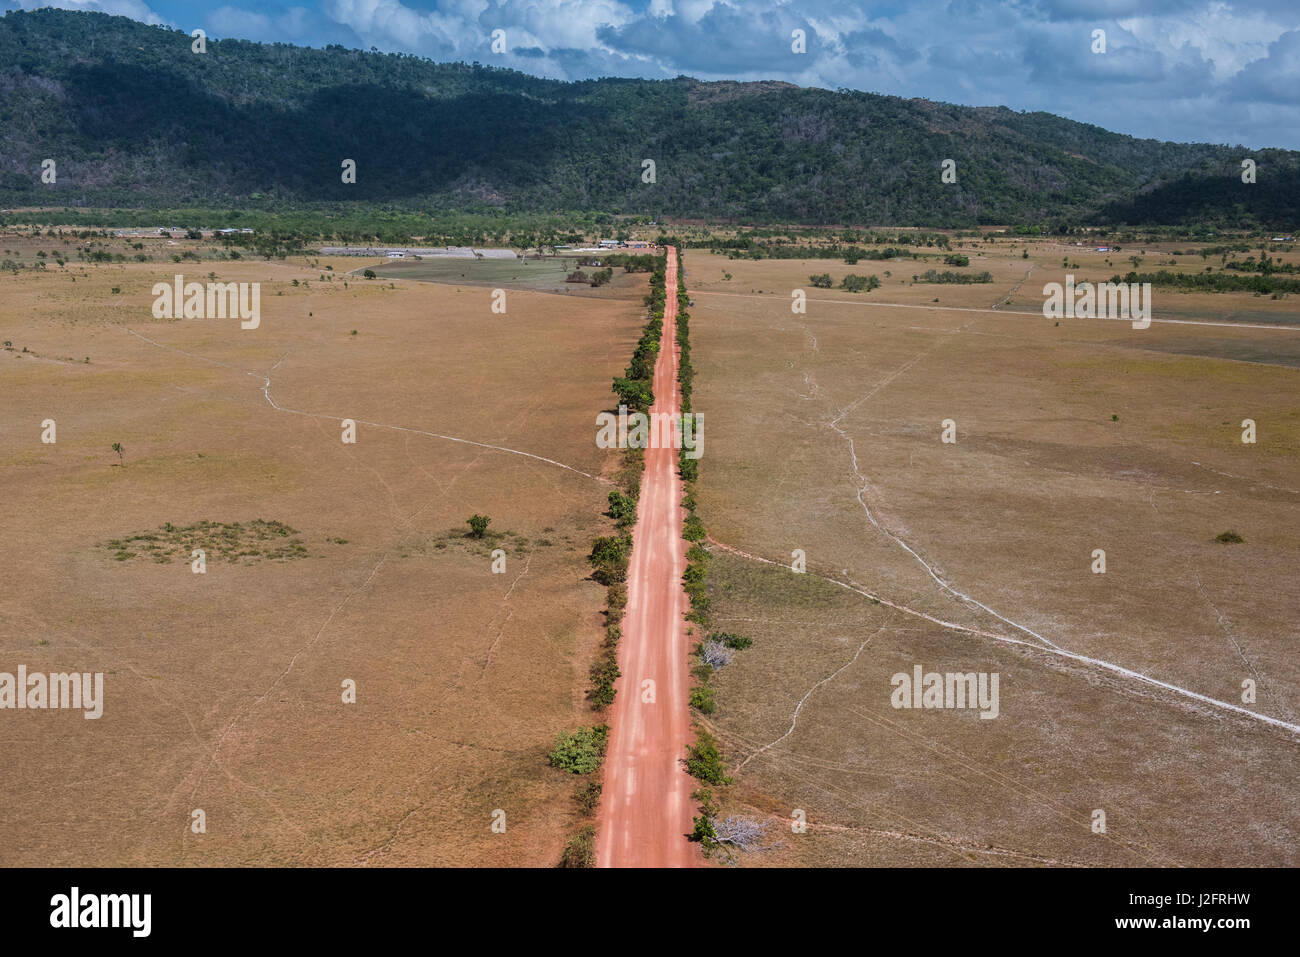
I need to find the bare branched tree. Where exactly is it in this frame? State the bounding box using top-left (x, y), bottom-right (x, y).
top-left (701, 639), bottom-right (733, 670)
top-left (712, 816), bottom-right (780, 853)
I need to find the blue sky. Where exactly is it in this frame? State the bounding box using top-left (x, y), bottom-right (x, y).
top-left (8, 0), bottom-right (1299, 148)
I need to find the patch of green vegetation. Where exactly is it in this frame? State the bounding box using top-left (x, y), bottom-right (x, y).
top-left (839, 272), bottom-right (880, 292)
top-left (916, 269), bottom-right (993, 284)
top-left (548, 725), bottom-right (609, 775)
top-left (102, 519), bottom-right (310, 564)
top-left (1114, 270), bottom-right (1300, 295)
top-left (3, 8), bottom-right (1295, 230)
top-left (559, 825), bottom-right (596, 868)
top-left (587, 647), bottom-right (620, 710)
top-left (713, 632), bottom-right (753, 650)
top-left (575, 779), bottom-right (602, 816)
top-left (689, 685), bottom-right (717, 715)
top-left (691, 787), bottom-right (720, 851)
top-left (588, 534), bottom-right (632, 586)
top-left (685, 730), bottom-right (731, 785)
top-left (606, 490), bottom-right (637, 528)
top-left (1215, 530), bottom-right (1245, 543)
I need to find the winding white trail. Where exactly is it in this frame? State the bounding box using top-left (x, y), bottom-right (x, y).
top-left (737, 615), bottom-right (894, 771)
top-left (755, 286), bottom-right (1300, 740)
top-left (125, 327), bottom-right (606, 483)
top-left (828, 404), bottom-right (1062, 652)
top-left (706, 538), bottom-right (1300, 738)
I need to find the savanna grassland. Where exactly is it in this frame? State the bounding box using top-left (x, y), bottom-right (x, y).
top-left (0, 230), bottom-right (646, 865)
top-left (682, 235), bottom-right (1300, 866)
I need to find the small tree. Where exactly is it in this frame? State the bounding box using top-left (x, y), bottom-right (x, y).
top-left (548, 725), bottom-right (608, 774)
top-left (607, 490), bottom-right (637, 527)
top-left (685, 731), bottom-right (731, 785)
top-left (612, 376), bottom-right (654, 413)
top-left (111, 442), bottom-right (124, 465)
top-left (588, 534), bottom-right (632, 585)
top-left (467, 514), bottom-right (490, 538)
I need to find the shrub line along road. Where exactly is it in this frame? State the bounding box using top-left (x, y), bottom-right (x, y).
top-left (597, 249), bottom-right (699, 867)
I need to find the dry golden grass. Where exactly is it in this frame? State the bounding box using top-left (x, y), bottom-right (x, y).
top-left (0, 234), bottom-right (645, 866)
top-left (686, 245), bottom-right (1300, 867)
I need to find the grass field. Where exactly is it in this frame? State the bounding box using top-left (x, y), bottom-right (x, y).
top-left (367, 255), bottom-right (646, 297)
top-left (684, 241), bottom-right (1300, 866)
top-left (0, 233), bottom-right (644, 866)
top-left (2, 227), bottom-right (1297, 868)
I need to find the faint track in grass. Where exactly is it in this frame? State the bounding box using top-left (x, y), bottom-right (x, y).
top-left (705, 538), bottom-right (1300, 739)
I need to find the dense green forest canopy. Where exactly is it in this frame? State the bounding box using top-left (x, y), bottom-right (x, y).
top-left (0, 8), bottom-right (1296, 228)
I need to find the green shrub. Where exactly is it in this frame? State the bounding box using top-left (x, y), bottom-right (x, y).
top-left (612, 376), bottom-right (654, 413)
top-left (606, 583), bottom-right (628, 618)
top-left (685, 731), bottom-right (730, 785)
top-left (690, 684), bottom-right (716, 714)
top-left (692, 813), bottom-right (717, 848)
top-left (588, 534), bottom-right (632, 585)
top-left (466, 514), bottom-right (490, 538)
top-left (713, 632), bottom-right (753, 650)
top-left (588, 654), bottom-right (620, 709)
top-left (607, 490), bottom-right (637, 526)
top-left (1215, 530), bottom-right (1244, 544)
top-left (917, 269), bottom-right (993, 284)
top-left (839, 273), bottom-right (880, 293)
top-left (548, 725), bottom-right (609, 774)
top-left (559, 825), bottom-right (596, 867)
top-left (691, 788), bottom-right (719, 849)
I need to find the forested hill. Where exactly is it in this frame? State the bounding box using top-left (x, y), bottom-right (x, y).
top-left (0, 8), bottom-right (1296, 227)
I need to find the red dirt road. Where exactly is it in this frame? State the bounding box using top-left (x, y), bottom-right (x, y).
top-left (597, 249), bottom-right (699, 868)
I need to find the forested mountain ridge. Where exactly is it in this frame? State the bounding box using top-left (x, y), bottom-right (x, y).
top-left (0, 8), bottom-right (1295, 226)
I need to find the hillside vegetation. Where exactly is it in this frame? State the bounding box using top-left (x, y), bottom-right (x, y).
top-left (0, 9), bottom-right (1296, 226)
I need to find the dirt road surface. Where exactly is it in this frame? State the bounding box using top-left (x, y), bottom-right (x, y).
top-left (597, 249), bottom-right (699, 867)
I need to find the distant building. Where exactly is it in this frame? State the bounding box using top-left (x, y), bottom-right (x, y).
top-left (386, 250), bottom-right (406, 259)
top-left (598, 239), bottom-right (620, 248)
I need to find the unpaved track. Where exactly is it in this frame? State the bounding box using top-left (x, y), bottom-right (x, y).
top-left (597, 249), bottom-right (698, 867)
